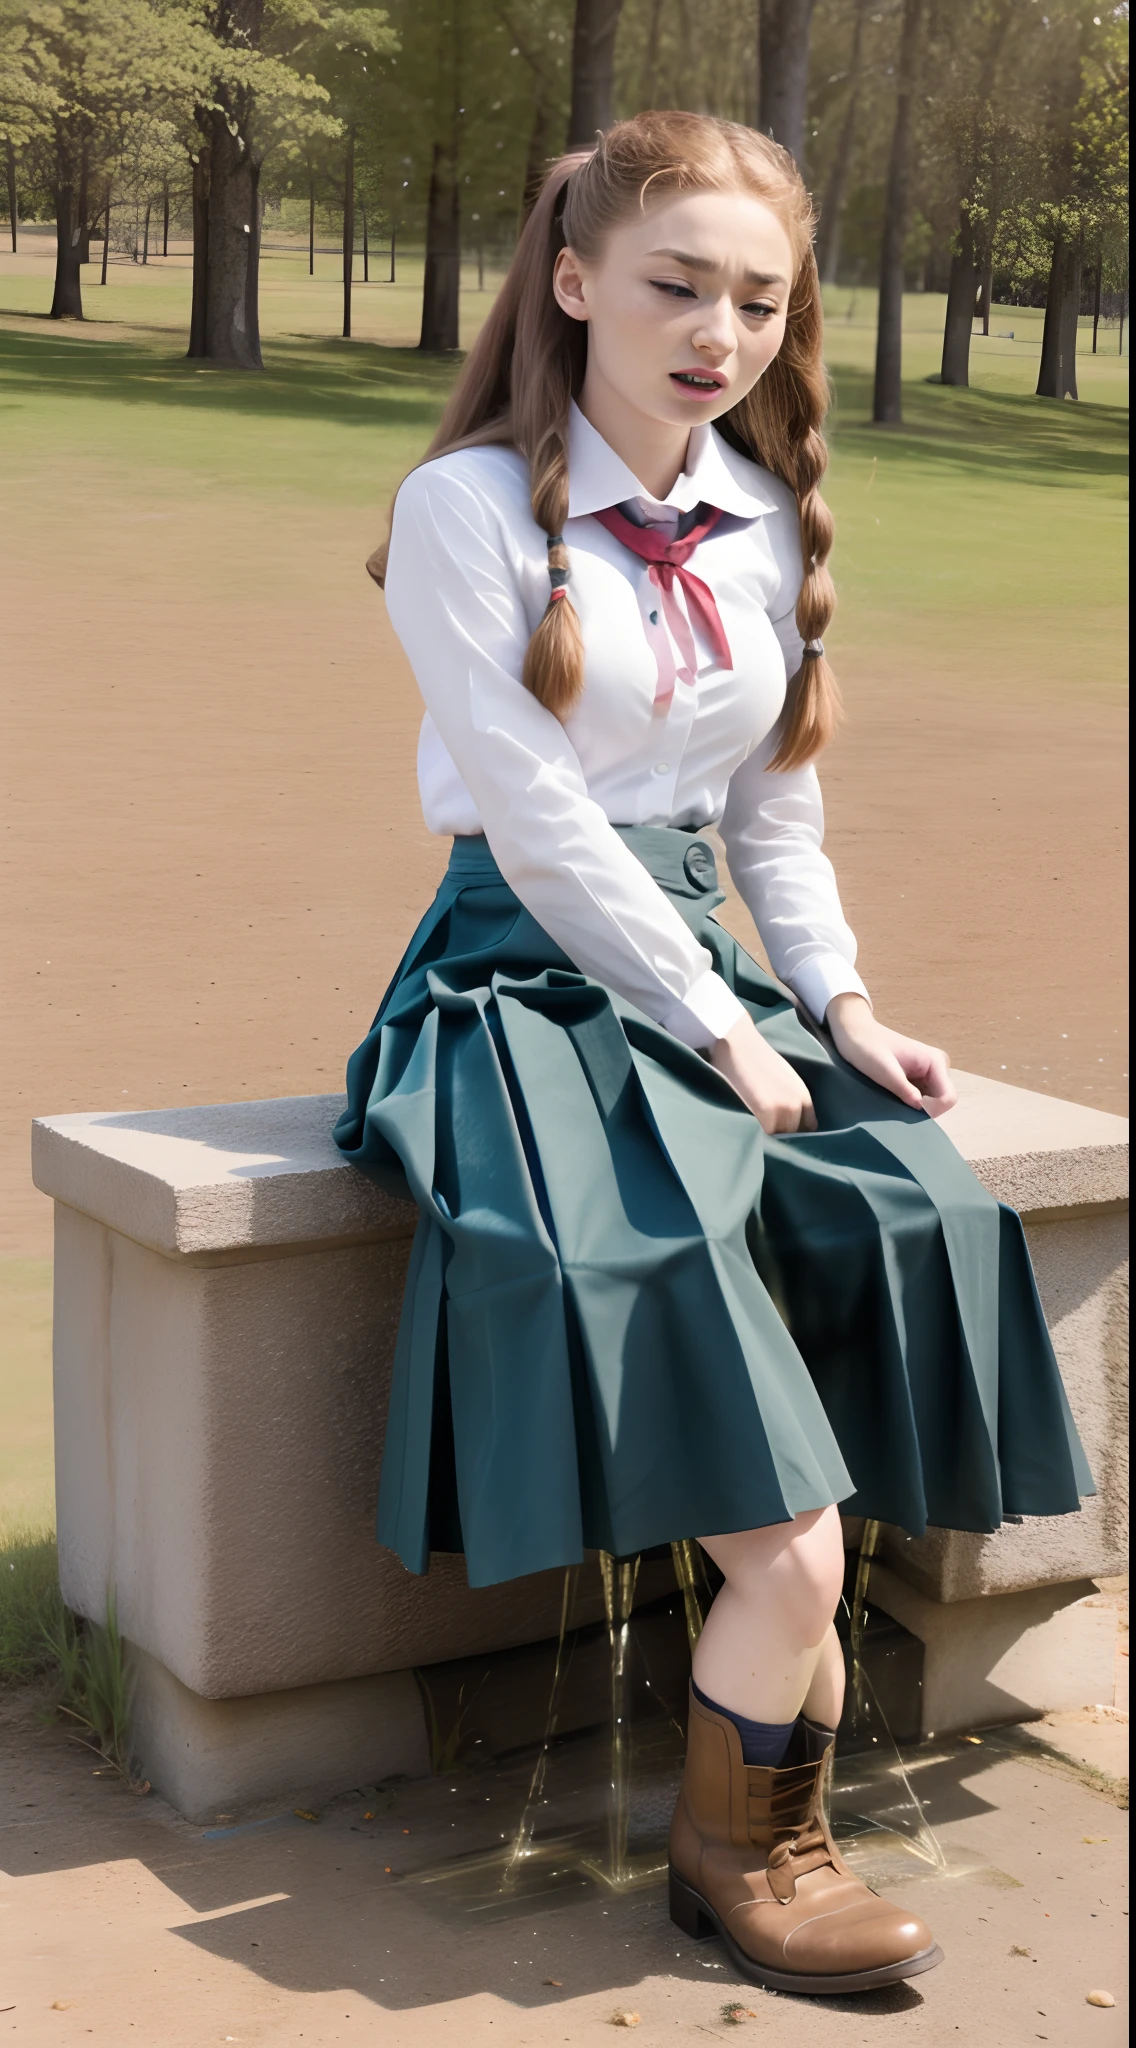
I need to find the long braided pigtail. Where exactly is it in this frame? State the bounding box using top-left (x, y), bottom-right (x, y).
top-left (723, 244), bottom-right (840, 771)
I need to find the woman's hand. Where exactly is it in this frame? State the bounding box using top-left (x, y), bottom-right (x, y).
top-left (826, 993), bottom-right (957, 1118)
top-left (710, 1014), bottom-right (817, 1134)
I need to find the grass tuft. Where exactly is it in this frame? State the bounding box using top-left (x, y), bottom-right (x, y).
top-left (0, 1522), bottom-right (65, 1683)
top-left (0, 1525), bottom-right (145, 1788)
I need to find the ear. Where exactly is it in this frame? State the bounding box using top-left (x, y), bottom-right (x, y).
top-left (552, 246), bottom-right (590, 324)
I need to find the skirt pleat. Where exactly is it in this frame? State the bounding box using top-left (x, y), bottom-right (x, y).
top-left (335, 828), bottom-right (1092, 1588)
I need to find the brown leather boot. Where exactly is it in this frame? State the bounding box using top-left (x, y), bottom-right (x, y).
top-left (669, 1686), bottom-right (943, 1995)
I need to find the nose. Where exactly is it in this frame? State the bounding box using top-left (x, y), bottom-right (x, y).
top-left (690, 295), bottom-right (737, 360)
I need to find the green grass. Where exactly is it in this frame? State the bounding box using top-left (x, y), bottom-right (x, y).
top-left (0, 245), bottom-right (1126, 691)
top-left (0, 1521), bottom-right (64, 1682)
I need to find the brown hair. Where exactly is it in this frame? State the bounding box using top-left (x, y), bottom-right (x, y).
top-left (370, 111), bottom-right (839, 771)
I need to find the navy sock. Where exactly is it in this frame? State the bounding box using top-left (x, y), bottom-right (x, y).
top-left (691, 1679), bottom-right (797, 1768)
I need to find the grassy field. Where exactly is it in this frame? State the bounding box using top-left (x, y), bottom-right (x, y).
top-left (1, 237), bottom-right (1127, 682)
top-left (0, 234), bottom-right (1128, 1537)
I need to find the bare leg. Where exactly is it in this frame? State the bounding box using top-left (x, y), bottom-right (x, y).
top-left (692, 1505), bottom-right (846, 1727)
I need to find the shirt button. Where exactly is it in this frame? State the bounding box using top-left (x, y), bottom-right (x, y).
top-left (652, 762), bottom-right (670, 776)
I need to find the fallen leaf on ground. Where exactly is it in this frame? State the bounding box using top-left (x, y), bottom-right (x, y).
top-left (610, 2013), bottom-right (641, 2028)
top-left (962, 1735), bottom-right (983, 1745)
top-left (721, 2002), bottom-right (758, 2023)
top-left (543, 1978), bottom-right (563, 1986)
top-left (1082, 1836), bottom-right (1109, 1845)
top-left (293, 1809), bottom-right (320, 1822)
top-left (1011, 1945), bottom-right (1033, 1958)
top-left (363, 1811), bottom-right (375, 1821)
top-left (50, 2003), bottom-right (74, 2012)
top-left (1086, 1991), bottom-right (1115, 2008)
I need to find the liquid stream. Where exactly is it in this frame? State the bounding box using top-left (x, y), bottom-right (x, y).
top-left (410, 1523), bottom-right (954, 1909)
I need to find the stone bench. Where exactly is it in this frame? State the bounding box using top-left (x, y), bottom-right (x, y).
top-left (32, 1073), bottom-right (1128, 1818)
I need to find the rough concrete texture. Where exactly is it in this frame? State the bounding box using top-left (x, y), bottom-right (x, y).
top-left (868, 1565), bottom-right (1119, 1737)
top-left (51, 1201), bottom-right (648, 1700)
top-left (0, 1675), bottom-right (1127, 2048)
top-left (32, 1094), bottom-right (417, 1257)
top-left (937, 1070), bottom-right (1129, 1213)
top-left (33, 1069), bottom-right (1128, 1255)
top-left (126, 1644), bottom-right (430, 1823)
top-left (881, 1208), bottom-right (1129, 1600)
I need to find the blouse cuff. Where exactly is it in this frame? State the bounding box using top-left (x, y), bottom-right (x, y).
top-left (660, 969), bottom-right (748, 1051)
top-left (789, 954), bottom-right (871, 1027)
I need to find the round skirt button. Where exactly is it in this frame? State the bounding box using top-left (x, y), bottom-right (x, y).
top-left (652, 762), bottom-right (670, 776)
top-left (683, 840), bottom-right (717, 891)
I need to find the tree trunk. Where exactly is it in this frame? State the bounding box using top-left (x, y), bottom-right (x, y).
top-left (1036, 232), bottom-right (1082, 400)
top-left (816, 0), bottom-right (866, 283)
top-left (5, 141), bottom-right (16, 252)
top-left (101, 191), bottom-right (111, 283)
top-left (940, 210), bottom-right (978, 386)
top-left (872, 0), bottom-right (924, 424)
top-left (362, 201), bottom-right (369, 282)
top-left (567, 0), bottom-right (625, 147)
top-left (162, 185), bottom-right (169, 256)
top-left (640, 0), bottom-right (664, 106)
top-left (521, 92), bottom-right (553, 220)
top-left (50, 179), bottom-right (84, 320)
top-left (187, 146), bottom-right (210, 357)
top-left (1091, 260), bottom-right (1102, 353)
top-left (309, 171), bottom-right (315, 274)
top-left (342, 128), bottom-right (355, 340)
top-left (203, 105), bottom-right (263, 369)
top-left (143, 201), bottom-right (151, 265)
top-left (390, 222), bottom-right (397, 283)
top-left (757, 0), bottom-right (817, 167)
top-left (419, 136), bottom-right (460, 349)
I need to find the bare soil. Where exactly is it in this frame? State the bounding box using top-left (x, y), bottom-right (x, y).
top-left (0, 1674), bottom-right (1128, 2048)
top-left (0, 461), bottom-right (1128, 1253)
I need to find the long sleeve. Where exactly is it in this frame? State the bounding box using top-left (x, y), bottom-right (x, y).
top-left (719, 544), bottom-right (869, 1024)
top-left (385, 458), bottom-right (747, 1048)
top-left (719, 731), bottom-right (869, 1023)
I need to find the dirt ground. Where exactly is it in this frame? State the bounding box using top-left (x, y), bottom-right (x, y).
top-left (1, 459), bottom-right (1128, 1254)
top-left (0, 1678), bottom-right (1128, 2048)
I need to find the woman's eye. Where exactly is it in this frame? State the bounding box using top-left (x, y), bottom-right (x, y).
top-left (741, 301), bottom-right (778, 319)
top-left (649, 279), bottom-right (698, 300)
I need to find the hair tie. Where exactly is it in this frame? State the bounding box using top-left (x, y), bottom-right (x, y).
top-left (547, 533), bottom-right (569, 603)
top-left (804, 638), bottom-right (825, 659)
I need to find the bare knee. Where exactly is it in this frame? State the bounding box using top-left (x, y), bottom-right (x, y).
top-left (701, 1506), bottom-right (845, 1649)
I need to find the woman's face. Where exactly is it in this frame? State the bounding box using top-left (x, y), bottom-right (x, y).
top-left (553, 187), bottom-right (797, 434)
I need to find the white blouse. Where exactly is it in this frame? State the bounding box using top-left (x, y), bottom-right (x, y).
top-left (383, 402), bottom-right (868, 1049)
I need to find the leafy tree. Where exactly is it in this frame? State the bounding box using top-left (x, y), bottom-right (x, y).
top-left (2, 0), bottom-right (193, 318)
top-left (872, 0), bottom-right (924, 423)
top-left (1035, 5), bottom-right (1128, 398)
top-left (176, 2), bottom-right (340, 369)
top-left (306, 5), bottom-right (397, 337)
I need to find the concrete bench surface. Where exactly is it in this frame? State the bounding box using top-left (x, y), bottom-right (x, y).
top-left (31, 1070), bottom-right (1128, 1816)
top-left (31, 1070), bottom-right (1129, 1260)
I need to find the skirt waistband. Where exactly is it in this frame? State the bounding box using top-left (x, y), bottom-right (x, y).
top-left (446, 824), bottom-right (723, 904)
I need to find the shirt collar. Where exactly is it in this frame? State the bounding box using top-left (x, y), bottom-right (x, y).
top-left (566, 399), bottom-right (778, 522)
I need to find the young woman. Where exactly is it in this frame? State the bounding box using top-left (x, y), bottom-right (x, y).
top-left (335, 112), bottom-right (1090, 1996)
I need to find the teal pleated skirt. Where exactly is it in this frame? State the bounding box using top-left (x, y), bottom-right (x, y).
top-left (334, 825), bottom-right (1092, 1589)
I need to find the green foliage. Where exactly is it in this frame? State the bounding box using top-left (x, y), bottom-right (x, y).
top-left (0, 1523), bottom-right (139, 1782)
top-left (45, 1591), bottom-right (138, 1781)
top-left (0, 1522), bottom-right (64, 1684)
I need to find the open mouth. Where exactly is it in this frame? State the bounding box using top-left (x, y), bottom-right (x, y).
top-left (670, 370), bottom-right (727, 392)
